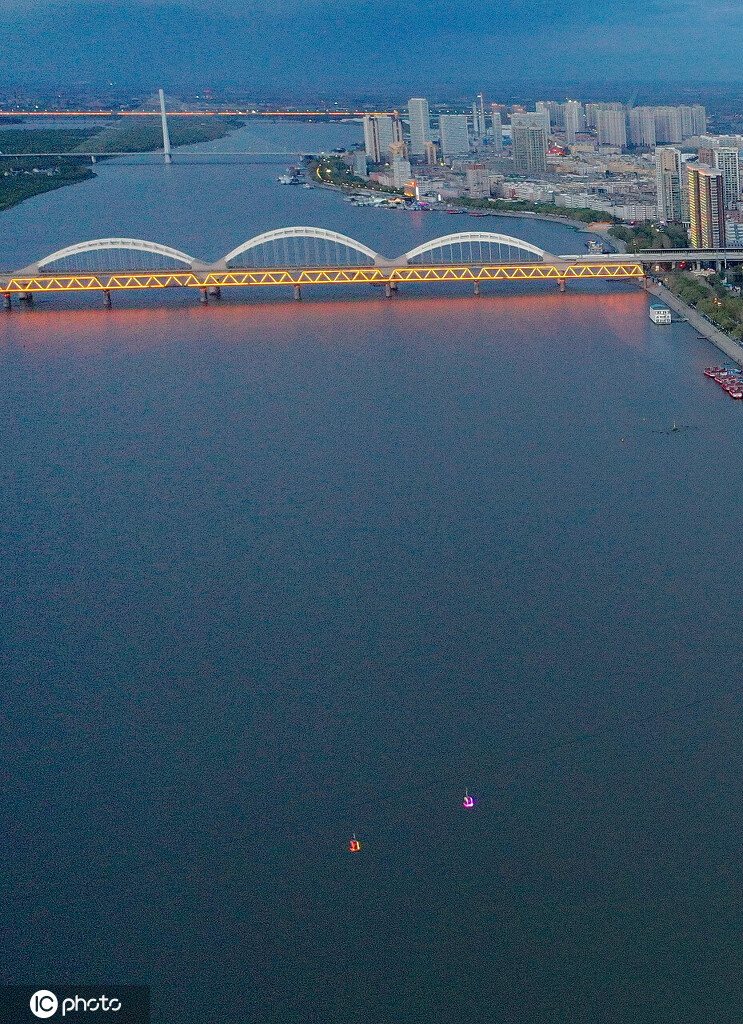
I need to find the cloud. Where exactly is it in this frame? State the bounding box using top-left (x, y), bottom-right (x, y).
top-left (0, 0), bottom-right (741, 89)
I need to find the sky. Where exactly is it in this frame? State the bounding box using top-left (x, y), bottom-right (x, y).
top-left (0, 0), bottom-right (740, 93)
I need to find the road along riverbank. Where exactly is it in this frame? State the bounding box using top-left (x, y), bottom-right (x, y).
top-left (645, 279), bottom-right (743, 367)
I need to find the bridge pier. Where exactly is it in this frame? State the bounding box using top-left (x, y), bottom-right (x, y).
top-left (3, 294), bottom-right (10, 311)
top-left (473, 281), bottom-right (480, 296)
top-left (103, 289), bottom-right (112, 308)
top-left (199, 287), bottom-right (208, 305)
top-left (558, 278), bottom-right (566, 293)
top-left (294, 285), bottom-right (302, 300)
top-left (207, 286), bottom-right (221, 299)
top-left (19, 292), bottom-right (33, 304)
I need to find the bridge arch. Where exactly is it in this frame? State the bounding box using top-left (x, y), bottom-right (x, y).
top-left (36, 238), bottom-right (196, 272)
top-left (403, 232), bottom-right (547, 265)
top-left (222, 227), bottom-right (379, 268)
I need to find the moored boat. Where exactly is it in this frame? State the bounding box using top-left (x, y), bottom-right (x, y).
top-left (704, 366), bottom-right (743, 397)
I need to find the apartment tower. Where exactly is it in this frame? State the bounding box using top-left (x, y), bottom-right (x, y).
top-left (687, 165), bottom-right (726, 247)
top-left (407, 99), bottom-right (431, 157)
top-left (655, 147), bottom-right (683, 222)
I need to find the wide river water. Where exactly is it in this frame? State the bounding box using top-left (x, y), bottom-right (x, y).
top-left (3, 122), bottom-right (743, 1024)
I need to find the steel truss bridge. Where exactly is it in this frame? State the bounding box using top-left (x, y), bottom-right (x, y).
top-left (1, 228), bottom-right (737, 308)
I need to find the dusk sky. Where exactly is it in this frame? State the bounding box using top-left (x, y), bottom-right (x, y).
top-left (1, 0), bottom-right (740, 91)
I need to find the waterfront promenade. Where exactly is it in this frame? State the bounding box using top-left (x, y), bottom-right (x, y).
top-left (646, 280), bottom-right (743, 367)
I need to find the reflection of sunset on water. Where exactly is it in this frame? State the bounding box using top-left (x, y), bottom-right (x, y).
top-left (0, 283), bottom-right (649, 358)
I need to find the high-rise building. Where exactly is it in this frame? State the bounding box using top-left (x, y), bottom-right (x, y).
top-left (535, 101), bottom-right (553, 127)
top-left (424, 140), bottom-right (438, 165)
top-left (655, 147), bottom-right (683, 222)
top-left (681, 161), bottom-right (692, 223)
top-left (363, 114), bottom-right (403, 163)
top-left (596, 109), bottom-right (627, 148)
top-left (391, 155), bottom-right (412, 188)
top-left (714, 147), bottom-right (741, 210)
top-left (511, 113), bottom-right (548, 173)
top-left (687, 165), bottom-right (726, 247)
top-left (490, 109), bottom-right (503, 153)
top-left (628, 107), bottom-right (656, 147)
top-left (678, 106), bottom-right (696, 141)
top-left (654, 107), bottom-right (682, 144)
top-left (564, 100), bottom-right (584, 144)
top-left (389, 140), bottom-right (409, 161)
top-left (692, 105), bottom-right (707, 136)
top-left (465, 163), bottom-right (490, 198)
top-left (408, 98), bottom-right (431, 157)
top-left (536, 100), bottom-right (564, 127)
top-left (531, 109), bottom-right (551, 133)
top-left (698, 147), bottom-right (716, 166)
top-left (585, 102), bottom-right (623, 128)
top-left (676, 104), bottom-right (706, 138)
top-left (352, 150), bottom-right (368, 178)
top-left (439, 114), bottom-right (470, 158)
top-left (363, 115), bottom-right (381, 163)
top-left (472, 94), bottom-right (486, 138)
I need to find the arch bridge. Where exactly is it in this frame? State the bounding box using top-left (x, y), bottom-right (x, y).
top-left (1, 227), bottom-right (662, 306)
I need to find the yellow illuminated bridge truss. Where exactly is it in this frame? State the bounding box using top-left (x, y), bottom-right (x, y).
top-left (1, 262), bottom-right (644, 294)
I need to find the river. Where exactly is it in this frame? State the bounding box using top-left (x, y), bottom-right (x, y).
top-left (2, 122), bottom-right (743, 1024)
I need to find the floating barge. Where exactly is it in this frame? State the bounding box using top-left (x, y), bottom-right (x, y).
top-left (649, 303), bottom-right (672, 324)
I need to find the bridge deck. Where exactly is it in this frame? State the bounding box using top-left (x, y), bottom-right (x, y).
top-left (0, 261), bottom-right (645, 294)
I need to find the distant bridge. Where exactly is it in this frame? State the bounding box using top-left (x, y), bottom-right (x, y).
top-left (0, 151), bottom-right (307, 159)
top-left (0, 227), bottom-right (730, 308)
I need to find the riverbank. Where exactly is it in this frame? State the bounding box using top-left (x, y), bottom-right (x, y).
top-left (0, 166), bottom-right (95, 212)
top-left (0, 129), bottom-right (100, 212)
top-left (311, 175), bottom-right (624, 252)
top-left (645, 279), bottom-right (743, 367)
top-left (81, 116), bottom-right (244, 154)
top-left (473, 208), bottom-right (623, 251)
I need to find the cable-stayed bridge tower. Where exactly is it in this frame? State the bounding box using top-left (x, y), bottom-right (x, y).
top-left (159, 89), bottom-right (172, 164)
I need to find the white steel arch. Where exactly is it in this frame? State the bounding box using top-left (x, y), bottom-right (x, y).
top-left (403, 232), bottom-right (546, 263)
top-left (223, 226), bottom-right (379, 266)
top-left (37, 238), bottom-right (195, 269)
